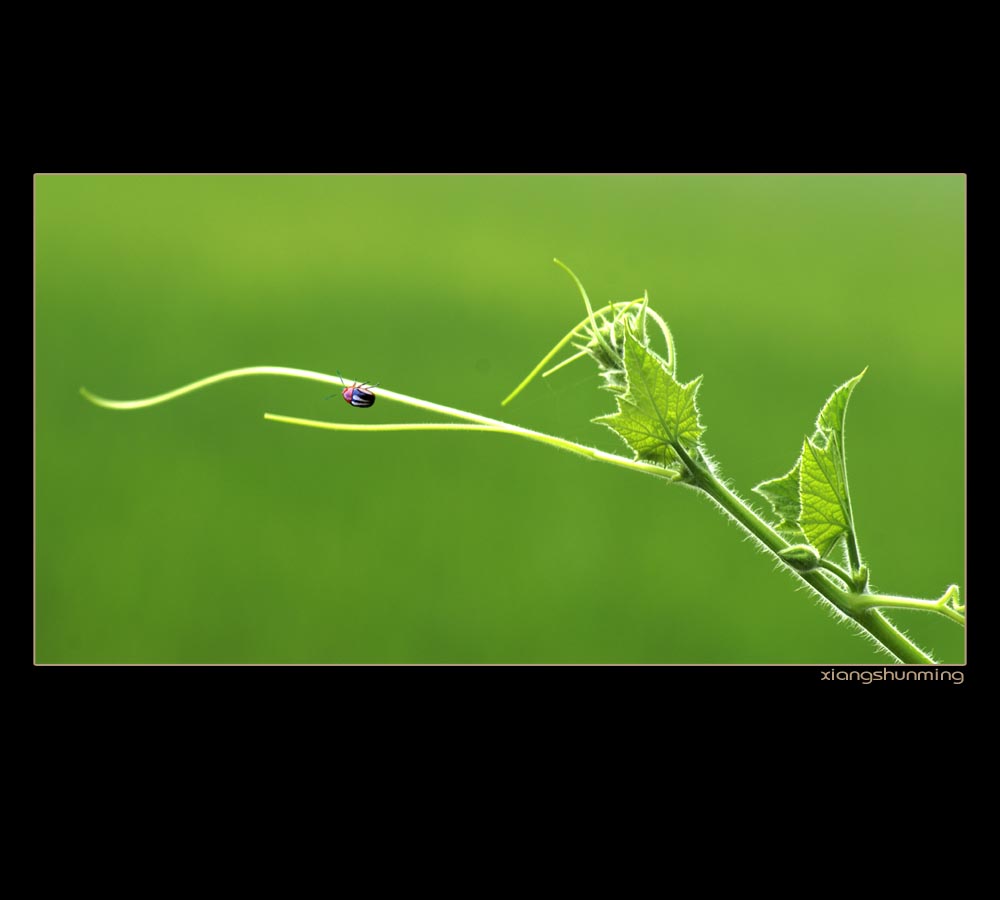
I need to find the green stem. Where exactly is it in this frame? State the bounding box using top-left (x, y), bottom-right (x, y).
top-left (641, 304), bottom-right (676, 375)
top-left (82, 366), bottom-right (681, 483)
top-left (846, 530), bottom-right (863, 575)
top-left (81, 366), bottom-right (343, 410)
top-left (553, 258), bottom-right (617, 362)
top-left (264, 413), bottom-right (679, 480)
top-left (816, 558), bottom-right (854, 588)
top-left (543, 348), bottom-right (591, 378)
top-left (675, 446), bottom-right (939, 665)
top-left (850, 590), bottom-right (965, 626)
top-left (83, 366), bottom-right (954, 665)
top-left (853, 611), bottom-right (936, 665)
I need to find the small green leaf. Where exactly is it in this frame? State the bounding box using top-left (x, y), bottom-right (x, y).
top-left (754, 370), bottom-right (866, 559)
top-left (799, 434), bottom-right (851, 557)
top-left (799, 372), bottom-right (865, 557)
top-left (755, 460), bottom-right (802, 530)
top-left (594, 325), bottom-right (703, 473)
top-left (818, 368), bottom-right (867, 438)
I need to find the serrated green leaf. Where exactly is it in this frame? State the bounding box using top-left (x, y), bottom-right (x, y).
top-left (798, 372), bottom-right (865, 557)
top-left (754, 460), bottom-right (801, 528)
top-left (817, 369), bottom-right (866, 438)
top-left (754, 460), bottom-right (809, 545)
top-left (799, 434), bottom-right (851, 557)
top-left (594, 402), bottom-right (686, 471)
top-left (594, 326), bottom-right (703, 471)
top-left (754, 370), bottom-right (866, 559)
top-left (618, 326), bottom-right (703, 448)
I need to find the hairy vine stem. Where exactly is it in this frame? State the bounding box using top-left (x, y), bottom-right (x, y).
top-left (83, 364), bottom-right (960, 664)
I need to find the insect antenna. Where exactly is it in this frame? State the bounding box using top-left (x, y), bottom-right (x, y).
top-left (325, 369), bottom-right (349, 400)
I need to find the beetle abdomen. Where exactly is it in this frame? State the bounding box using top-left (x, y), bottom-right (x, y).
top-left (349, 387), bottom-right (376, 408)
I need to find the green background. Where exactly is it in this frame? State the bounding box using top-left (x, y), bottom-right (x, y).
top-left (35, 175), bottom-right (965, 663)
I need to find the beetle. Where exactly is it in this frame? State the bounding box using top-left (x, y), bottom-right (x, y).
top-left (342, 381), bottom-right (377, 408)
top-left (329, 371), bottom-right (377, 408)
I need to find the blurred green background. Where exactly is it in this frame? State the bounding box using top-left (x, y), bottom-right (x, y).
top-left (35, 175), bottom-right (965, 663)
